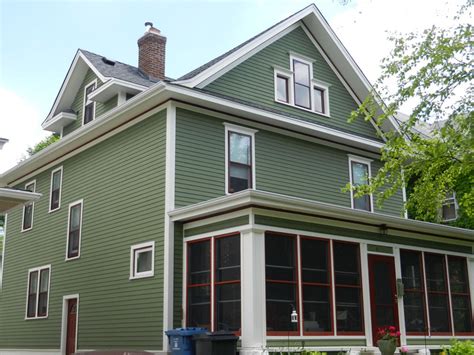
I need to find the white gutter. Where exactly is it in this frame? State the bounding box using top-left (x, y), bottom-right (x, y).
top-left (169, 190), bottom-right (474, 241)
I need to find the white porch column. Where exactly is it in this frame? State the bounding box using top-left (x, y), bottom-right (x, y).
top-left (240, 227), bottom-right (267, 355)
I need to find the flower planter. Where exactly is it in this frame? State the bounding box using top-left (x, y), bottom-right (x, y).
top-left (377, 339), bottom-right (397, 355)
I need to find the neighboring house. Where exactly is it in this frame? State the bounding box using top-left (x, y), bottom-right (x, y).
top-left (0, 5), bottom-right (473, 355)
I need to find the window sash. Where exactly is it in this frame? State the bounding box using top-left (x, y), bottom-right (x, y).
top-left (276, 75), bottom-right (289, 103)
top-left (67, 202), bottom-right (82, 259)
top-left (133, 247), bottom-right (153, 276)
top-left (50, 169), bottom-right (62, 211)
top-left (228, 131), bottom-right (253, 193)
top-left (22, 181), bottom-right (35, 231)
top-left (83, 82), bottom-right (96, 124)
top-left (293, 60), bottom-right (311, 109)
top-left (314, 87), bottom-right (325, 114)
top-left (350, 160), bottom-right (372, 212)
top-left (26, 267), bottom-right (49, 319)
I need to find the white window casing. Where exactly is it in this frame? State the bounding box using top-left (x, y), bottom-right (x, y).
top-left (25, 265), bottom-right (51, 320)
top-left (348, 154), bottom-right (374, 213)
top-left (130, 241), bottom-right (155, 279)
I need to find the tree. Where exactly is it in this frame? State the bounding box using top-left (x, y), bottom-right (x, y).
top-left (26, 134), bottom-right (60, 157)
top-left (347, 4), bottom-right (473, 228)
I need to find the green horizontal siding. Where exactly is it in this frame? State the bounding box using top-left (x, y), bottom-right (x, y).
top-left (254, 214), bottom-right (473, 254)
top-left (63, 69), bottom-right (117, 137)
top-left (367, 244), bottom-right (393, 254)
top-left (0, 110), bottom-right (167, 350)
top-left (204, 26), bottom-right (381, 141)
top-left (175, 107), bottom-right (404, 216)
top-left (184, 215), bottom-right (249, 237)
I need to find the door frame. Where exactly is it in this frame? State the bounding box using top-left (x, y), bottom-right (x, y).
top-left (60, 294), bottom-right (79, 355)
top-left (368, 254), bottom-right (399, 345)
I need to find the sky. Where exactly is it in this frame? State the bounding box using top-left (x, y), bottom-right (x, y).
top-left (0, 0), bottom-right (465, 173)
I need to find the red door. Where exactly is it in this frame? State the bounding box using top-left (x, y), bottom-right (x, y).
top-left (66, 299), bottom-right (77, 355)
top-left (368, 255), bottom-right (399, 345)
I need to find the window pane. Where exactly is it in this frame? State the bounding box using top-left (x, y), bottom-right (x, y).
top-left (353, 195), bottom-right (371, 211)
top-left (215, 283), bottom-right (241, 332)
top-left (404, 292), bottom-right (426, 332)
top-left (38, 269), bottom-right (49, 317)
top-left (23, 204), bottom-right (33, 230)
top-left (84, 103), bottom-right (94, 124)
top-left (401, 250), bottom-right (423, 290)
top-left (425, 254), bottom-right (447, 292)
top-left (333, 242), bottom-right (360, 286)
top-left (335, 286), bottom-right (362, 332)
top-left (452, 295), bottom-right (472, 332)
top-left (303, 285), bottom-right (331, 332)
top-left (51, 190), bottom-right (60, 210)
top-left (314, 88), bottom-right (324, 113)
top-left (70, 204), bottom-right (81, 231)
top-left (136, 249), bottom-right (152, 273)
top-left (351, 162), bottom-right (369, 186)
top-left (301, 238), bottom-right (329, 284)
top-left (188, 286), bottom-right (211, 329)
top-left (68, 230), bottom-right (80, 258)
top-left (52, 170), bottom-right (61, 190)
top-left (294, 60), bottom-right (310, 85)
top-left (294, 83), bottom-right (311, 108)
top-left (265, 235), bottom-right (296, 281)
top-left (216, 236), bottom-right (240, 282)
top-left (266, 282), bottom-right (297, 332)
top-left (442, 203), bottom-right (456, 220)
top-left (188, 240), bottom-right (210, 285)
top-left (276, 76), bottom-right (289, 102)
top-left (428, 293), bottom-right (450, 333)
top-left (448, 257), bottom-right (469, 293)
top-left (229, 132), bottom-right (250, 165)
top-left (27, 271), bottom-right (38, 318)
top-left (229, 164), bottom-right (250, 193)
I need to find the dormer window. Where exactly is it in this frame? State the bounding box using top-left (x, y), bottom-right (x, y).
top-left (274, 54), bottom-right (330, 116)
top-left (83, 80), bottom-right (97, 125)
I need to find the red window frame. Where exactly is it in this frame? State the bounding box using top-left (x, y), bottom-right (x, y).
top-left (227, 131), bottom-right (253, 194)
top-left (424, 252), bottom-right (452, 336)
top-left (265, 232), bottom-right (300, 336)
top-left (300, 236), bottom-right (334, 336)
top-left (332, 240), bottom-right (365, 336)
top-left (214, 234), bottom-right (241, 335)
top-left (186, 238), bottom-right (212, 330)
top-left (400, 249), bottom-right (428, 336)
top-left (186, 233), bottom-right (241, 335)
top-left (447, 255), bottom-right (473, 335)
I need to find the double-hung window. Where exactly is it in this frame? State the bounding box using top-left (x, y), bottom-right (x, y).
top-left (22, 180), bottom-right (36, 232)
top-left (349, 156), bottom-right (373, 212)
top-left (83, 80), bottom-right (97, 125)
top-left (274, 54), bottom-right (330, 116)
top-left (441, 192), bottom-right (458, 222)
top-left (66, 200), bottom-right (83, 260)
top-left (49, 166), bottom-right (63, 212)
top-left (26, 265), bottom-right (51, 319)
top-left (130, 241), bottom-right (155, 279)
top-left (225, 124), bottom-right (256, 194)
top-left (186, 234), bottom-right (241, 332)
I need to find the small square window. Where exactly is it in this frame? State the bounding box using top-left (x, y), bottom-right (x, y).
top-left (130, 242), bottom-right (155, 279)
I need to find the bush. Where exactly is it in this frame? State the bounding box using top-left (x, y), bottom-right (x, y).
top-left (448, 339), bottom-right (474, 355)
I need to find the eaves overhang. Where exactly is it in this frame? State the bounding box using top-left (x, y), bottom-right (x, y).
top-left (0, 188), bottom-right (42, 213)
top-left (88, 79), bottom-right (147, 103)
top-left (169, 190), bottom-right (474, 242)
top-left (42, 112), bottom-right (77, 133)
top-left (1, 81), bottom-right (384, 186)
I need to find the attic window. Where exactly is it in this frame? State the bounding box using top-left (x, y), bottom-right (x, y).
top-left (102, 57), bottom-right (116, 66)
top-left (83, 80), bottom-right (97, 125)
top-left (274, 54), bottom-right (330, 116)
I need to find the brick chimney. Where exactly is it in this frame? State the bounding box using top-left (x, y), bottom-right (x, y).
top-left (137, 22), bottom-right (166, 80)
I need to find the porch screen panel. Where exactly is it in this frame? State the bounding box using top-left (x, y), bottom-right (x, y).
top-left (448, 256), bottom-right (472, 333)
top-left (424, 253), bottom-right (451, 333)
top-left (187, 240), bottom-right (211, 329)
top-left (301, 238), bottom-right (332, 334)
top-left (400, 250), bottom-right (427, 333)
top-left (265, 233), bottom-right (298, 333)
top-left (333, 241), bottom-right (363, 333)
top-left (215, 235), bottom-right (241, 332)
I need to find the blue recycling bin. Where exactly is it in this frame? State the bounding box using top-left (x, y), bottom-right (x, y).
top-left (165, 328), bottom-right (207, 355)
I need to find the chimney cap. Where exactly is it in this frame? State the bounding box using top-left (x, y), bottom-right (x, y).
top-left (144, 21), bottom-right (161, 35)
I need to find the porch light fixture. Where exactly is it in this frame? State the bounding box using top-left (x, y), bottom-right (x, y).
top-left (290, 304), bottom-right (298, 323)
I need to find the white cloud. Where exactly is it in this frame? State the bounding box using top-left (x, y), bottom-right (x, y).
top-left (0, 87), bottom-right (48, 174)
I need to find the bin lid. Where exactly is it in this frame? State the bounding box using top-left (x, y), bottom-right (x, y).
top-left (193, 331), bottom-right (239, 341)
top-left (165, 327), bottom-right (208, 336)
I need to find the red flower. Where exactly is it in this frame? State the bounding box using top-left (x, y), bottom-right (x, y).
top-left (389, 326), bottom-right (396, 331)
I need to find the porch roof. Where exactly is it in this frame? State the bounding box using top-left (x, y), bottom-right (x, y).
top-left (0, 187), bottom-right (42, 213)
top-left (169, 190), bottom-right (474, 242)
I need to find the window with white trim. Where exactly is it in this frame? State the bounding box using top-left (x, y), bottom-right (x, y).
top-left (348, 156), bottom-right (373, 212)
top-left (130, 241), bottom-right (155, 279)
top-left (22, 180), bottom-right (36, 232)
top-left (442, 192), bottom-right (458, 222)
top-left (26, 265), bottom-right (51, 319)
top-left (274, 54), bottom-right (330, 116)
top-left (83, 80), bottom-right (97, 125)
top-left (224, 124), bottom-right (257, 194)
top-left (66, 200), bottom-right (83, 260)
top-left (49, 166), bottom-right (63, 212)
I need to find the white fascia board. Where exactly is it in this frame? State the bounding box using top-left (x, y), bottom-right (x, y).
top-left (42, 112), bottom-right (77, 133)
top-left (174, 6), bottom-right (315, 88)
top-left (88, 79), bottom-right (147, 103)
top-left (0, 188), bottom-right (42, 201)
top-left (168, 190), bottom-right (474, 241)
top-left (166, 84), bottom-right (384, 151)
top-left (44, 51), bottom-right (108, 123)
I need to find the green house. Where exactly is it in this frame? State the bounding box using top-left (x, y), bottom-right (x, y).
top-left (0, 4), bottom-right (472, 355)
